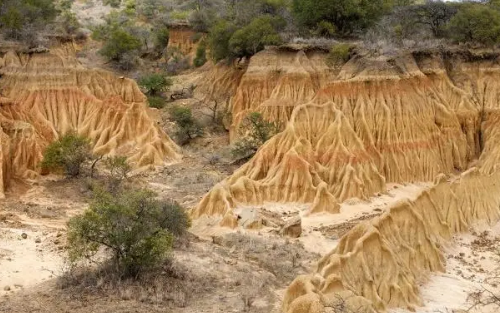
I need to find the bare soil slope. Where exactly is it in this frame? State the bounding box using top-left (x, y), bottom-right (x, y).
top-left (0, 45), bottom-right (180, 197)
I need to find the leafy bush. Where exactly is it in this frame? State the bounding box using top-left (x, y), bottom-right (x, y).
top-left (41, 132), bottom-right (92, 178)
top-left (232, 112), bottom-right (280, 159)
top-left (170, 10), bottom-right (191, 21)
top-left (153, 26), bottom-right (169, 52)
top-left (327, 43), bottom-right (353, 66)
top-left (103, 156), bottom-right (130, 193)
top-left (190, 9), bottom-right (217, 32)
top-left (447, 3), bottom-right (500, 45)
top-left (138, 73), bottom-right (172, 96)
top-left (410, 1), bottom-right (458, 37)
top-left (67, 188), bottom-right (190, 278)
top-left (208, 20), bottom-right (237, 62)
top-left (103, 0), bottom-right (122, 8)
top-left (169, 105), bottom-right (203, 145)
top-left (99, 28), bottom-right (142, 62)
top-left (228, 15), bottom-right (284, 58)
top-left (59, 11), bottom-right (81, 36)
top-left (193, 42), bottom-right (208, 67)
top-left (0, 0), bottom-right (59, 41)
top-left (166, 54), bottom-right (191, 75)
top-left (292, 0), bottom-right (393, 36)
top-left (314, 20), bottom-right (337, 37)
top-left (147, 96), bottom-right (166, 109)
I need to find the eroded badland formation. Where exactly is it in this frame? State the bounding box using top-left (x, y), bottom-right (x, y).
top-left (3, 2), bottom-right (500, 313)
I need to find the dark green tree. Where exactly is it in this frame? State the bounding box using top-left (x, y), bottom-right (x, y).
top-left (292, 0), bottom-right (393, 36)
top-left (169, 105), bottom-right (203, 144)
top-left (229, 15), bottom-right (283, 58)
top-left (67, 188), bottom-right (190, 278)
top-left (194, 41), bottom-right (208, 67)
top-left (447, 3), bottom-right (500, 45)
top-left (99, 28), bottom-right (142, 62)
top-left (208, 20), bottom-right (237, 62)
top-left (232, 112), bottom-right (280, 159)
top-left (138, 73), bottom-right (172, 96)
top-left (41, 132), bottom-right (93, 177)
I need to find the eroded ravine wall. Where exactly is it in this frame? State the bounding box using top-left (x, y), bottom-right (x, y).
top-left (0, 47), bottom-right (181, 197)
top-left (282, 166), bottom-right (500, 312)
top-left (193, 51), bottom-right (500, 226)
top-left (196, 49), bottom-right (500, 312)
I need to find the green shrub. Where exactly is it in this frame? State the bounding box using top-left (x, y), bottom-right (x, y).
top-left (147, 96), bottom-right (166, 109)
top-left (327, 43), bottom-right (353, 67)
top-left (166, 54), bottom-right (191, 75)
top-left (170, 10), bottom-right (191, 21)
top-left (0, 0), bottom-right (58, 40)
top-left (169, 105), bottom-right (203, 145)
top-left (315, 20), bottom-right (337, 37)
top-left (208, 20), bottom-right (237, 62)
top-left (103, 156), bottom-right (130, 193)
top-left (41, 132), bottom-right (92, 178)
top-left (228, 15), bottom-right (283, 58)
top-left (103, 0), bottom-right (122, 8)
top-left (99, 28), bottom-right (142, 62)
top-left (138, 73), bottom-right (172, 96)
top-left (232, 112), bottom-right (280, 159)
top-left (193, 42), bottom-right (208, 67)
top-left (447, 3), bottom-right (500, 45)
top-left (292, 0), bottom-right (392, 36)
top-left (153, 26), bottom-right (169, 52)
top-left (67, 188), bottom-right (190, 278)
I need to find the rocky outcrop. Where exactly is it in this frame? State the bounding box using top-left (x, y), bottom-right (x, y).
top-left (0, 47), bottom-right (181, 197)
top-left (280, 216), bottom-right (302, 238)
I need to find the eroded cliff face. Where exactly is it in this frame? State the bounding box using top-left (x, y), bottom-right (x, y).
top-left (193, 49), bottom-right (500, 311)
top-left (168, 24), bottom-right (204, 64)
top-left (228, 47), bottom-right (333, 140)
top-left (193, 51), bottom-right (494, 222)
top-left (0, 47), bottom-right (181, 197)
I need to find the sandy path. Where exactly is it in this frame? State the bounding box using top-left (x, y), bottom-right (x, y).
top-left (0, 226), bottom-right (64, 297)
top-left (392, 222), bottom-right (500, 313)
top-left (0, 181), bottom-right (87, 299)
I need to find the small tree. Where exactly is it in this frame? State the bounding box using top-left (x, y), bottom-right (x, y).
top-left (99, 28), bottom-right (142, 62)
top-left (292, 0), bottom-right (393, 36)
top-left (138, 73), bottom-right (172, 96)
top-left (232, 112), bottom-right (280, 159)
top-left (104, 156), bottom-right (131, 193)
top-left (41, 132), bottom-right (93, 177)
top-left (153, 26), bottom-right (169, 52)
top-left (208, 20), bottom-right (237, 62)
top-left (169, 105), bottom-right (203, 145)
top-left (229, 15), bottom-right (283, 58)
top-left (103, 0), bottom-right (122, 8)
top-left (67, 188), bottom-right (190, 278)
top-left (193, 41), bottom-right (208, 67)
top-left (147, 96), bottom-right (166, 109)
top-left (447, 3), bottom-right (500, 45)
top-left (409, 1), bottom-right (458, 37)
top-left (326, 43), bottom-right (353, 67)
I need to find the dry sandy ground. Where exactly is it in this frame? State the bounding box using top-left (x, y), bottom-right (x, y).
top-left (392, 222), bottom-right (500, 313)
top-left (1, 173), bottom-right (500, 313)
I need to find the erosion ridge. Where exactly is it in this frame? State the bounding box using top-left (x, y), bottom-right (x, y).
top-left (193, 50), bottom-right (494, 222)
top-left (193, 48), bottom-right (500, 311)
top-left (0, 46), bottom-right (181, 197)
top-left (227, 47), bottom-right (333, 140)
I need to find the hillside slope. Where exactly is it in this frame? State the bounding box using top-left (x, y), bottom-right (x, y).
top-left (0, 46), bottom-right (180, 197)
